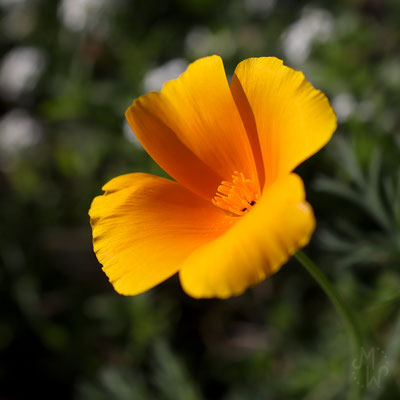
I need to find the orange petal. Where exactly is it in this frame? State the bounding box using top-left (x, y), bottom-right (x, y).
top-left (179, 174), bottom-right (315, 298)
top-left (231, 57), bottom-right (337, 188)
top-left (89, 173), bottom-right (230, 295)
top-left (126, 55), bottom-right (259, 200)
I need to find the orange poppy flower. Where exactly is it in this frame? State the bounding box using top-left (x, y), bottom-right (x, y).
top-left (89, 56), bottom-right (336, 298)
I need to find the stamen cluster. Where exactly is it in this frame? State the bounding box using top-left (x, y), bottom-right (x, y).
top-left (212, 171), bottom-right (259, 216)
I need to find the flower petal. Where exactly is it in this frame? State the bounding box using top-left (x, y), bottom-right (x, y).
top-left (89, 173), bottom-right (229, 295)
top-left (230, 57), bottom-right (337, 187)
top-left (179, 173), bottom-right (315, 298)
top-left (126, 55), bottom-right (259, 200)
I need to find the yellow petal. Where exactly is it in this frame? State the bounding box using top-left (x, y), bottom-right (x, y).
top-left (231, 57), bottom-right (337, 188)
top-left (89, 173), bottom-right (229, 295)
top-left (126, 55), bottom-right (259, 200)
top-left (179, 173), bottom-right (315, 298)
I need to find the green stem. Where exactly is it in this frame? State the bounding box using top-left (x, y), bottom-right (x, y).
top-left (295, 250), bottom-right (364, 400)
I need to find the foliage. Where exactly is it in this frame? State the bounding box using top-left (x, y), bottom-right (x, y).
top-left (0, 0), bottom-right (399, 398)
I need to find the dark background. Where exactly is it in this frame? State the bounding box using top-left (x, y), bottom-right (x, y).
top-left (0, 0), bottom-right (399, 399)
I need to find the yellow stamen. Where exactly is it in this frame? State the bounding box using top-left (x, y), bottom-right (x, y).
top-left (212, 172), bottom-right (259, 216)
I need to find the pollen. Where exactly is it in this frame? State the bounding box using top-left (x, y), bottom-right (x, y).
top-left (212, 171), bottom-right (259, 216)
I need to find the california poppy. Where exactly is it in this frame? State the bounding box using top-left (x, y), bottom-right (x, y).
top-left (89, 56), bottom-right (336, 298)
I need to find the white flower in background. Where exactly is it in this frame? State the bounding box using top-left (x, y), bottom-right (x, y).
top-left (143, 58), bottom-right (188, 92)
top-left (332, 93), bottom-right (357, 123)
top-left (58, 0), bottom-right (112, 32)
top-left (244, 0), bottom-right (275, 15)
top-left (332, 94), bottom-right (376, 123)
top-left (123, 119), bottom-right (143, 150)
top-left (282, 8), bottom-right (334, 64)
top-left (0, 47), bottom-right (46, 100)
top-left (0, 109), bottom-right (42, 153)
top-left (185, 26), bottom-right (237, 59)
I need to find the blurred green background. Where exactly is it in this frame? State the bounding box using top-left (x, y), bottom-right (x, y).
top-left (1, 0), bottom-right (400, 399)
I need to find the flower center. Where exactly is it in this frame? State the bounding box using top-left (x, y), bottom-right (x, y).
top-left (212, 171), bottom-right (259, 216)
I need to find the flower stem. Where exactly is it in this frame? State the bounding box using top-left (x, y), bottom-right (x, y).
top-left (295, 250), bottom-right (364, 400)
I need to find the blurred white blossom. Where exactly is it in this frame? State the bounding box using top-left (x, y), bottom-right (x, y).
top-left (185, 27), bottom-right (237, 59)
top-left (332, 94), bottom-right (376, 123)
top-left (0, 109), bottom-right (42, 154)
top-left (0, 47), bottom-right (46, 100)
top-left (332, 93), bottom-right (357, 122)
top-left (58, 0), bottom-right (112, 32)
top-left (143, 58), bottom-right (188, 92)
top-left (282, 8), bottom-right (334, 64)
